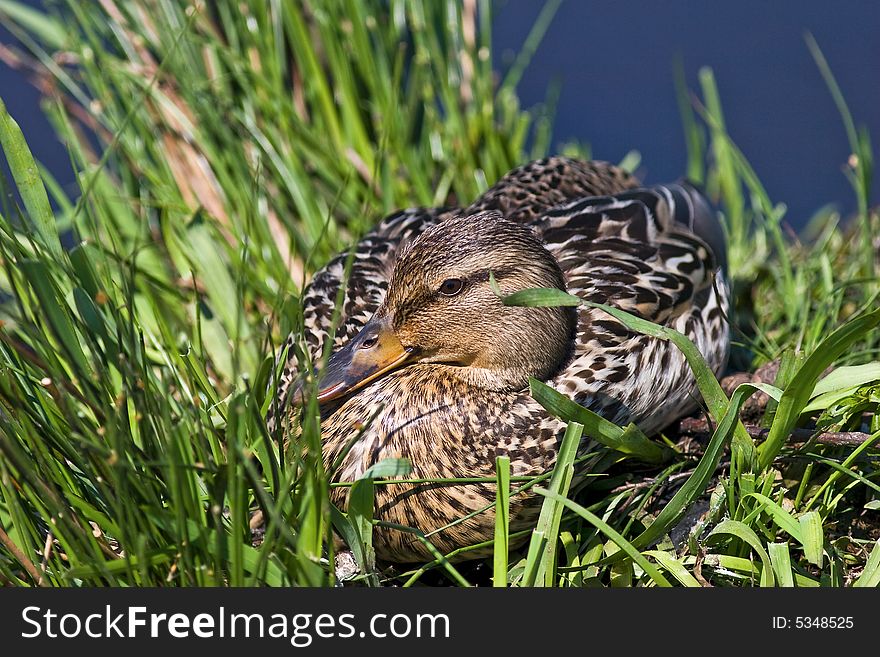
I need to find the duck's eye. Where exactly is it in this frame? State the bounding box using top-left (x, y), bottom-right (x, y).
top-left (439, 278), bottom-right (465, 296)
top-left (360, 335), bottom-right (378, 349)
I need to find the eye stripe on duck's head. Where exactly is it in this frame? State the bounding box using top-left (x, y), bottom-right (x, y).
top-left (384, 211), bottom-right (567, 315)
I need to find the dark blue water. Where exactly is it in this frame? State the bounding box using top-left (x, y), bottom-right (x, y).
top-left (2, 1), bottom-right (879, 228)
top-left (493, 0), bottom-right (880, 226)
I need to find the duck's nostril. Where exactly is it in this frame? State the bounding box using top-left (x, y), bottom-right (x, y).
top-left (360, 335), bottom-right (379, 349)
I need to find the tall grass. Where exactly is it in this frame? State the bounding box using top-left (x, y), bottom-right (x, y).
top-left (1, 1), bottom-right (879, 587)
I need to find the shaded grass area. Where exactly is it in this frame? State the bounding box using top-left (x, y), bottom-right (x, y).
top-left (0, 0), bottom-right (878, 587)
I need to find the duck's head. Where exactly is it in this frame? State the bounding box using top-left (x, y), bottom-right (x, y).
top-left (312, 212), bottom-right (576, 404)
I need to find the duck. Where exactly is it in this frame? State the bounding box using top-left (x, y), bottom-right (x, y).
top-left (268, 157), bottom-right (730, 563)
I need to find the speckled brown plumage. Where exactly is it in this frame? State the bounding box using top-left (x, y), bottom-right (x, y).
top-left (268, 156), bottom-right (730, 562)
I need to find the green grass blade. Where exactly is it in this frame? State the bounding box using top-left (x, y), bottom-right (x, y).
top-left (810, 362), bottom-right (880, 398)
top-left (757, 309), bottom-right (880, 470)
top-left (361, 458), bottom-right (412, 480)
top-left (501, 286), bottom-right (583, 307)
top-left (804, 432), bottom-right (880, 511)
top-left (745, 493), bottom-right (804, 544)
top-left (18, 260), bottom-right (90, 374)
top-left (707, 519), bottom-right (774, 587)
top-left (630, 382), bottom-right (762, 550)
top-left (522, 421), bottom-right (582, 587)
top-left (643, 550), bottom-right (701, 588)
top-left (798, 511), bottom-right (825, 569)
top-left (348, 477), bottom-right (377, 581)
top-left (0, 98), bottom-right (63, 257)
top-left (767, 542), bottom-right (795, 587)
top-left (854, 540), bottom-right (880, 587)
top-left (535, 489), bottom-right (672, 587)
top-left (493, 455), bottom-right (511, 588)
top-left (530, 379), bottom-right (670, 463)
top-left (0, 0), bottom-right (66, 48)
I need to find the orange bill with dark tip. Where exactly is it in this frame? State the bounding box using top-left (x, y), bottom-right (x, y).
top-left (310, 315), bottom-right (416, 404)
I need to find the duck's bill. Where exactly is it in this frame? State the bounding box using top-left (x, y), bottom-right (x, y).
top-left (310, 316), bottom-right (416, 404)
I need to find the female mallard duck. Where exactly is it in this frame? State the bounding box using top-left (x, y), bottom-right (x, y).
top-left (269, 157), bottom-right (730, 563)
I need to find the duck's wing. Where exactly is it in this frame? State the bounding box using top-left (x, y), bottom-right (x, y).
top-left (268, 207), bottom-right (454, 430)
top-left (537, 182), bottom-right (726, 319)
top-left (465, 156), bottom-right (638, 223)
top-left (534, 182), bottom-right (730, 432)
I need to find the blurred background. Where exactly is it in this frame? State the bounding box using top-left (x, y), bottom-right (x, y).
top-left (2, 0), bottom-right (879, 227)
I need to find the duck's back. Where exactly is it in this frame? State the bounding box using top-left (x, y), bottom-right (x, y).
top-left (533, 182), bottom-right (730, 433)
